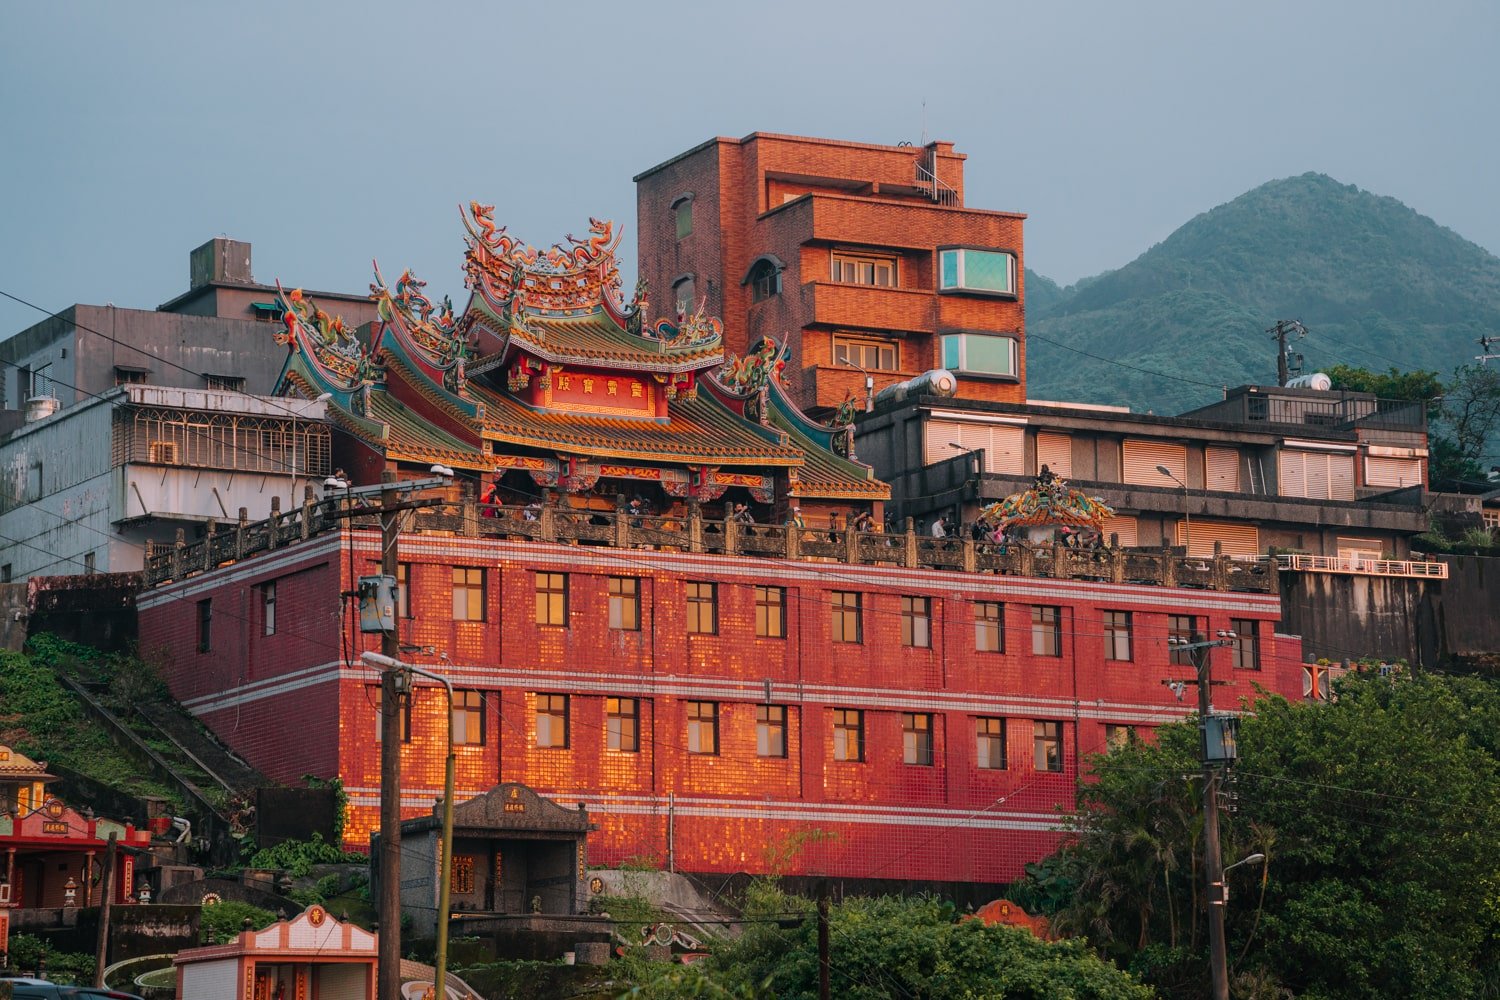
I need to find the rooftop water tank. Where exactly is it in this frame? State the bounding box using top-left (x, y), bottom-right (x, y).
top-left (874, 369), bottom-right (957, 407)
top-left (1285, 372), bottom-right (1332, 391)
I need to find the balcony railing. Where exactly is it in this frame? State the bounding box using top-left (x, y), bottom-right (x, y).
top-left (1275, 553), bottom-right (1448, 579)
top-left (143, 491), bottom-right (1278, 594)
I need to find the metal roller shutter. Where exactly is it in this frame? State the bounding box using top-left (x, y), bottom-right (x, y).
top-left (1099, 515), bottom-right (1137, 547)
top-left (1365, 455), bottom-right (1423, 488)
top-left (1205, 447), bottom-right (1240, 492)
top-left (1035, 432), bottom-right (1072, 478)
top-left (1176, 519), bottom-right (1259, 558)
top-left (925, 420), bottom-right (1025, 474)
top-left (1279, 449), bottom-right (1356, 500)
top-left (1122, 440), bottom-right (1186, 487)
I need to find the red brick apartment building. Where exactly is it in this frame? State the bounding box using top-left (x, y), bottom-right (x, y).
top-left (137, 525), bottom-right (1299, 885)
top-left (635, 133), bottom-right (1027, 415)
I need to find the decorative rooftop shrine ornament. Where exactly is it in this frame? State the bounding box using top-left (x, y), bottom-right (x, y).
top-left (461, 201), bottom-right (625, 317)
top-left (651, 298), bottom-right (723, 346)
top-left (981, 475), bottom-right (1116, 530)
top-left (720, 337), bottom-right (790, 394)
top-left (274, 283), bottom-right (383, 390)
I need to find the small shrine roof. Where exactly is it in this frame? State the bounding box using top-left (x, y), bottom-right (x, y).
top-left (365, 393), bottom-right (491, 472)
top-left (467, 380), bottom-right (802, 466)
top-left (794, 442), bottom-right (892, 500)
top-left (0, 744), bottom-right (54, 782)
top-left (470, 295), bottom-right (723, 374)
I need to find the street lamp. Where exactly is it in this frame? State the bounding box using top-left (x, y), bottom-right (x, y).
top-left (1217, 853), bottom-right (1267, 906)
top-left (1156, 465), bottom-right (1191, 555)
top-left (844, 360), bottom-right (876, 413)
top-left (361, 649), bottom-right (456, 1000)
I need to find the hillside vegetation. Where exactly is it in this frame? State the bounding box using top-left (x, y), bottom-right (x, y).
top-left (1026, 173), bottom-right (1500, 416)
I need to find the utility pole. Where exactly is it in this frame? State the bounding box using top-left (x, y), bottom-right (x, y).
top-left (377, 499), bottom-right (404, 1000)
top-left (1266, 319), bottom-right (1307, 387)
top-left (1166, 630), bottom-right (1239, 1000)
top-left (326, 470), bottom-right (450, 1000)
top-left (1477, 334), bottom-right (1500, 366)
top-left (92, 832), bottom-right (116, 988)
top-left (817, 883), bottom-right (831, 1000)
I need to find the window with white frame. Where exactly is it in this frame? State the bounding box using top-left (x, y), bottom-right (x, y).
top-left (832, 334), bottom-right (898, 372)
top-left (938, 247), bottom-right (1016, 295)
top-left (940, 333), bottom-right (1018, 378)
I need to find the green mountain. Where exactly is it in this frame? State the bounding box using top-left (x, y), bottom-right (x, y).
top-left (1024, 173), bottom-right (1500, 414)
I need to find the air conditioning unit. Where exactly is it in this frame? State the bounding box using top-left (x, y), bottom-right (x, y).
top-left (148, 440), bottom-right (180, 465)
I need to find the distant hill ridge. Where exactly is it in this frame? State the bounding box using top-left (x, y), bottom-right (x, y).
top-left (1025, 172), bottom-right (1500, 414)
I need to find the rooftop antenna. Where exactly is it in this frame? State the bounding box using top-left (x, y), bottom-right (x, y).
top-left (920, 99), bottom-right (928, 146)
top-left (1477, 334), bottom-right (1500, 366)
top-left (1267, 319), bottom-right (1308, 386)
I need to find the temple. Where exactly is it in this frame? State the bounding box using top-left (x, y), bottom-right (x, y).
top-left (272, 204), bottom-right (888, 523)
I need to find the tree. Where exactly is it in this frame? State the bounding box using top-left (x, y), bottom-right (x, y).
top-left (1326, 363), bottom-right (1500, 486)
top-left (1034, 673), bottom-right (1500, 999)
top-left (629, 886), bottom-right (1153, 999)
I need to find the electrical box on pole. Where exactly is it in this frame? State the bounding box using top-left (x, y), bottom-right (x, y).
top-left (357, 575), bottom-right (398, 633)
top-left (1202, 714), bottom-right (1240, 765)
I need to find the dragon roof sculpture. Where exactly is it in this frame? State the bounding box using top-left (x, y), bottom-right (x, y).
top-left (981, 475), bottom-right (1115, 530)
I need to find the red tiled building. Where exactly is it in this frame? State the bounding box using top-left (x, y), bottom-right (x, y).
top-left (634, 133), bottom-right (1028, 415)
top-left (136, 208), bottom-right (1303, 889)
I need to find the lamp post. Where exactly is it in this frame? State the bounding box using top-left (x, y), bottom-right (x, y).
top-left (845, 360), bottom-right (876, 413)
top-left (1157, 465), bottom-right (1191, 555)
top-left (1166, 630), bottom-right (1240, 1000)
top-left (363, 650), bottom-right (456, 1000)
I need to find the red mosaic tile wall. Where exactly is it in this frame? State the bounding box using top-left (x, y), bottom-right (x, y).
top-left (139, 529), bottom-right (1302, 884)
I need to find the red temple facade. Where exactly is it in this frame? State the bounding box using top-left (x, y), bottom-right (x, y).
top-left (136, 209), bottom-right (1304, 888)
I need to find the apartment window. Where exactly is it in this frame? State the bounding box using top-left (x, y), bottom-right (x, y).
top-left (749, 259), bottom-right (781, 302)
top-left (83, 551), bottom-right (95, 575)
top-left (831, 591), bottom-right (863, 643)
top-left (755, 585), bottom-right (786, 639)
top-left (1, 565), bottom-right (10, 583)
top-left (606, 697), bottom-right (639, 753)
top-left (1105, 724), bottom-right (1136, 752)
top-left (114, 366), bottom-right (149, 386)
top-left (833, 335), bottom-right (898, 373)
top-left (1031, 605), bottom-right (1062, 657)
top-left (1034, 721), bottom-right (1064, 772)
top-left (756, 705), bottom-right (787, 758)
top-left (832, 709), bottom-right (865, 762)
top-left (452, 567), bottom-right (485, 622)
top-left (397, 563), bottom-right (411, 619)
top-left (535, 572), bottom-right (568, 626)
top-left (1103, 611), bottom-right (1133, 662)
top-left (903, 713), bottom-right (934, 766)
top-left (687, 701), bottom-right (719, 755)
top-left (831, 253), bottom-right (896, 287)
top-left (196, 599), bottom-right (212, 653)
top-left (1230, 619), bottom-right (1261, 670)
top-left (940, 333), bottom-right (1019, 379)
top-left (608, 577), bottom-right (640, 631)
top-left (1169, 615), bottom-right (1198, 666)
top-left (685, 582), bottom-right (718, 635)
top-left (203, 373), bottom-right (245, 392)
top-left (262, 581), bottom-right (277, 636)
top-left (535, 694), bottom-right (569, 749)
top-left (976, 717), bottom-right (1007, 770)
top-left (975, 602), bottom-right (1004, 652)
top-left (373, 685), bottom-right (411, 743)
top-left (672, 195), bottom-right (693, 239)
top-left (938, 247), bottom-right (1017, 295)
top-left (901, 596), bottom-right (932, 648)
top-left (453, 690), bottom-right (485, 746)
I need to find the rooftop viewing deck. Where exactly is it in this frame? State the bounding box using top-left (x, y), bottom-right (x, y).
top-left (143, 492), bottom-right (1283, 593)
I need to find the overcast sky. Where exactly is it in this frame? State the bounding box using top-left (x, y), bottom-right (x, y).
top-left (2, 1), bottom-right (1496, 337)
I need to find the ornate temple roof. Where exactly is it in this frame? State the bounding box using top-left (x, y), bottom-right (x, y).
top-left (270, 206), bottom-right (888, 505)
top-left (0, 744), bottom-right (55, 783)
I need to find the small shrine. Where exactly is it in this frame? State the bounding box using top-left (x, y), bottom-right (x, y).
top-left (173, 904), bottom-right (376, 1000)
top-left (271, 204), bottom-right (888, 525)
top-left (375, 783), bottom-right (593, 939)
top-left (979, 468), bottom-right (1116, 545)
top-left (0, 744), bottom-right (149, 910)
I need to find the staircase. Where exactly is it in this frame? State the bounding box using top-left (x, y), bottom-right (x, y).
top-left (915, 149), bottom-right (959, 206)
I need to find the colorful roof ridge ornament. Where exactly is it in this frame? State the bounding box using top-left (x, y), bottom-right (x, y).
top-left (272, 281), bottom-right (384, 413)
top-left (370, 261), bottom-right (472, 394)
top-left (981, 474), bottom-right (1116, 530)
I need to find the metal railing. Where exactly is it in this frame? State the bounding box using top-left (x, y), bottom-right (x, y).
top-left (144, 492), bottom-right (1279, 594)
top-left (1275, 553), bottom-right (1448, 579)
